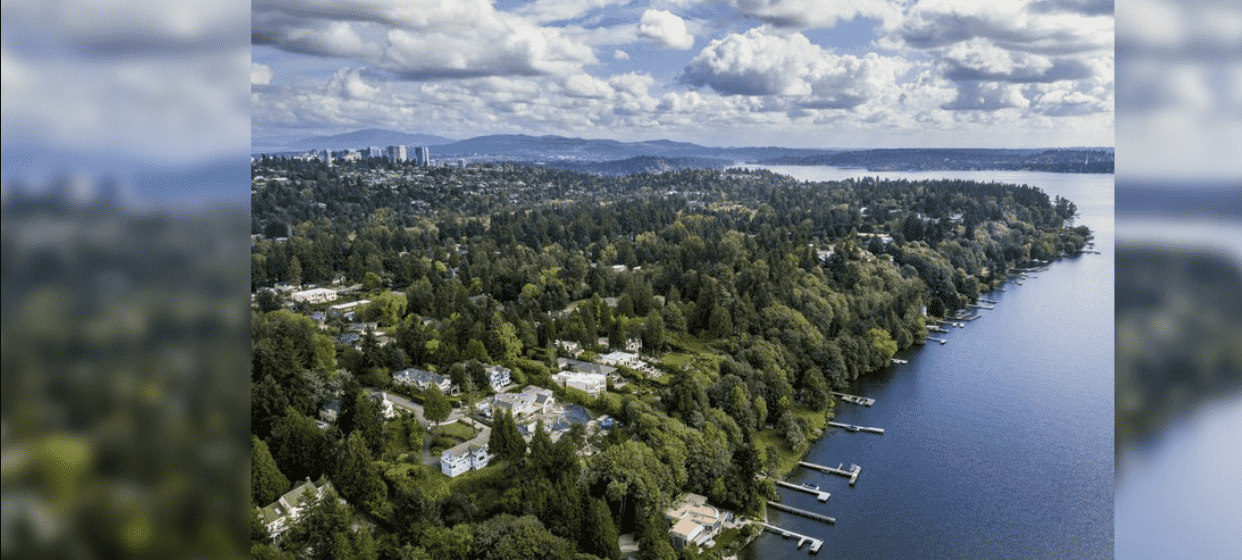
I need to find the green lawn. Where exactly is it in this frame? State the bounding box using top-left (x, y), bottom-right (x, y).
top-left (755, 406), bottom-right (832, 477)
top-left (660, 352), bottom-right (693, 369)
top-left (754, 429), bottom-right (804, 477)
top-left (432, 420), bottom-right (478, 442)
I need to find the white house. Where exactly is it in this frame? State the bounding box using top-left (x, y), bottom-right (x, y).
top-left (555, 339), bottom-right (582, 357)
top-left (440, 442), bottom-right (489, 477)
top-left (598, 351), bottom-right (641, 369)
top-left (258, 477), bottom-right (337, 540)
top-left (291, 287), bottom-right (338, 305)
top-left (665, 493), bottom-right (730, 551)
top-left (327, 299), bottom-right (370, 317)
top-left (369, 392), bottom-right (396, 419)
top-left (552, 372), bottom-right (606, 398)
top-left (394, 368), bottom-right (453, 394)
top-left (487, 385), bottom-right (555, 418)
top-left (557, 358), bottom-right (616, 376)
top-left (484, 364), bottom-right (511, 390)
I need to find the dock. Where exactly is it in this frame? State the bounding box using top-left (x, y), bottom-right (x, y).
top-left (926, 324), bottom-right (949, 333)
top-left (925, 336), bottom-right (947, 345)
top-left (799, 461), bottom-right (862, 485)
top-left (891, 358), bottom-right (908, 364)
top-left (773, 480), bottom-right (831, 502)
top-left (767, 501), bottom-right (836, 524)
top-left (831, 392), bottom-right (875, 406)
top-left (966, 303), bottom-right (994, 310)
top-left (978, 298), bottom-right (997, 304)
top-left (759, 523), bottom-right (823, 553)
top-left (828, 421), bottom-right (884, 435)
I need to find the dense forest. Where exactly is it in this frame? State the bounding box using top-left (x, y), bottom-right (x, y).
top-left (249, 158), bottom-right (1091, 560)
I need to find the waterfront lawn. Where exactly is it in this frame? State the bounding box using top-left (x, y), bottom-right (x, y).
top-left (756, 405), bottom-right (833, 477)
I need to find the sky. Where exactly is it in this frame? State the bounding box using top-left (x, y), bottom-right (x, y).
top-left (250, 0), bottom-right (1115, 149)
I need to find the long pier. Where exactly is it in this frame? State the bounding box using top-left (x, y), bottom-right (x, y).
top-left (966, 303), bottom-right (994, 310)
top-left (758, 522), bottom-right (823, 553)
top-left (831, 392), bottom-right (875, 406)
top-left (925, 336), bottom-right (947, 345)
top-left (773, 479), bottom-right (831, 502)
top-left (767, 501), bottom-right (836, 524)
top-left (828, 421), bottom-right (884, 435)
top-left (799, 461), bottom-right (862, 485)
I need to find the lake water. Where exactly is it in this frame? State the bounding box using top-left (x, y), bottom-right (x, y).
top-left (741, 166), bottom-right (1115, 559)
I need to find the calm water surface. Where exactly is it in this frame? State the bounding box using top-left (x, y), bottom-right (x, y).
top-left (741, 167), bottom-right (1114, 559)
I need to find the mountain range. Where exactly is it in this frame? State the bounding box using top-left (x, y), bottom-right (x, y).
top-left (256, 129), bottom-right (1113, 173)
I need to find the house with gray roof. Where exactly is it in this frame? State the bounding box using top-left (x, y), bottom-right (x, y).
top-left (258, 477), bottom-right (337, 540)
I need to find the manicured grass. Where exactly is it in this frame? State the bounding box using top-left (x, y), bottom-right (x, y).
top-left (660, 352), bottom-right (693, 369)
top-left (709, 527), bottom-right (743, 554)
top-left (433, 421), bottom-right (478, 441)
top-left (447, 460), bottom-right (506, 492)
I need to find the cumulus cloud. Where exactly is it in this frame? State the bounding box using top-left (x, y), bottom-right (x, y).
top-left (13, 0), bottom-right (250, 57)
top-left (682, 27), bottom-right (907, 109)
top-left (638, 10), bottom-right (696, 50)
top-left (614, 49), bottom-right (630, 60)
top-left (723, 0), bottom-right (903, 29)
top-left (252, 15), bottom-right (377, 59)
top-left (516, 0), bottom-right (631, 24)
top-left (252, 0), bottom-right (599, 79)
top-left (894, 0), bottom-right (1113, 55)
top-left (252, 62), bottom-right (273, 85)
top-left (941, 81), bottom-right (1030, 111)
top-left (940, 38), bottom-right (1095, 83)
top-left (1029, 0), bottom-right (1114, 16)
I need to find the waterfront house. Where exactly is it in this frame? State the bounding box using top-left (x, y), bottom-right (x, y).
top-left (665, 493), bottom-right (730, 550)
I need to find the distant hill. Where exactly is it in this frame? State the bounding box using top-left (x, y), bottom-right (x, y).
top-left (255, 128), bottom-right (1113, 174)
top-left (433, 134), bottom-right (820, 162)
top-left (761, 148), bottom-right (1114, 173)
top-left (530, 155), bottom-right (731, 176)
top-left (285, 128), bottom-right (454, 151)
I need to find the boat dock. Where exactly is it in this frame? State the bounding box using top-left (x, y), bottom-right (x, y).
top-left (773, 480), bottom-right (831, 502)
top-left (925, 336), bottom-right (947, 345)
top-left (926, 324), bottom-right (949, 333)
top-left (799, 461), bottom-right (862, 485)
top-left (828, 421), bottom-right (884, 435)
top-left (759, 522), bottom-right (824, 553)
top-left (891, 358), bottom-right (908, 364)
top-left (767, 501), bottom-right (836, 525)
top-left (978, 298), bottom-right (997, 304)
top-left (966, 303), bottom-right (994, 310)
top-left (831, 392), bottom-right (875, 406)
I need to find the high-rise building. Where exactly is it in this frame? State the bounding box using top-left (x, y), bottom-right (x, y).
top-left (368, 146), bottom-right (382, 159)
top-left (414, 146), bottom-right (430, 166)
top-left (387, 145), bottom-right (407, 163)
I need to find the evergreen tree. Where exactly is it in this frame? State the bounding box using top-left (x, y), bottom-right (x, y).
top-left (581, 498), bottom-right (621, 560)
top-left (252, 435), bottom-right (290, 505)
top-left (423, 385), bottom-right (452, 429)
top-left (334, 431), bottom-right (387, 514)
top-left (527, 418), bottom-right (554, 476)
top-left (488, 410), bottom-right (526, 463)
top-left (642, 309), bottom-right (665, 354)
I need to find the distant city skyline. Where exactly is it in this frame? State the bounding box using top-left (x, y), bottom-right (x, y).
top-left (252, 0), bottom-right (1114, 150)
